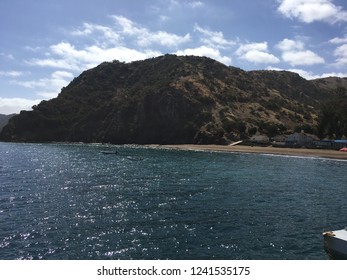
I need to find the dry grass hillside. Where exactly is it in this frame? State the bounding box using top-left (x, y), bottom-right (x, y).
top-left (1, 55), bottom-right (346, 144)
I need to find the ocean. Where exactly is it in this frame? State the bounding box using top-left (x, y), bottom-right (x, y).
top-left (0, 142), bottom-right (346, 260)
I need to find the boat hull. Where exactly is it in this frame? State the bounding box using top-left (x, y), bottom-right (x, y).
top-left (323, 230), bottom-right (347, 260)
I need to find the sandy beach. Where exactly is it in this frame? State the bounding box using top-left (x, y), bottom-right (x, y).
top-left (155, 144), bottom-right (347, 160)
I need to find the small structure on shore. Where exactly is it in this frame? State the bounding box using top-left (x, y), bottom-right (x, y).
top-left (313, 139), bottom-right (347, 150)
top-left (272, 135), bottom-right (287, 143)
top-left (250, 134), bottom-right (270, 145)
top-left (229, 140), bottom-right (243, 146)
top-left (285, 132), bottom-right (318, 147)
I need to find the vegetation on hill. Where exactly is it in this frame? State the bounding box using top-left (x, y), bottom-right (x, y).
top-left (1, 55), bottom-right (346, 144)
top-left (317, 91), bottom-right (347, 139)
top-left (0, 114), bottom-right (16, 133)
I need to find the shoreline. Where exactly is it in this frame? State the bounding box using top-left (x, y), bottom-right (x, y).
top-left (2, 141), bottom-right (347, 160)
top-left (155, 144), bottom-right (347, 160)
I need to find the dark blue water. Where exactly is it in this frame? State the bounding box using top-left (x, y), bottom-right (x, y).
top-left (0, 142), bottom-right (346, 260)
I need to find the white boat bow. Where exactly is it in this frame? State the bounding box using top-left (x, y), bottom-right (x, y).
top-left (323, 228), bottom-right (347, 259)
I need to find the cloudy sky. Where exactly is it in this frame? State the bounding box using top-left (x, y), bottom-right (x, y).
top-left (1, 0), bottom-right (347, 114)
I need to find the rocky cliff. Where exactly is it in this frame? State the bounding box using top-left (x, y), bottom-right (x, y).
top-left (0, 114), bottom-right (16, 133)
top-left (1, 55), bottom-right (345, 144)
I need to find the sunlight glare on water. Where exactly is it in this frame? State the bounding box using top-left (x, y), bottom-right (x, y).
top-left (0, 142), bottom-right (346, 259)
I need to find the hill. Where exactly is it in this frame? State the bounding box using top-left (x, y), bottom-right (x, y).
top-left (1, 55), bottom-right (346, 144)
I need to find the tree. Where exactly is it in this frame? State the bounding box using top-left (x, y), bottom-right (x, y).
top-left (317, 93), bottom-right (347, 139)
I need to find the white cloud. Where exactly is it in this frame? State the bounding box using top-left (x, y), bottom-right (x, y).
top-left (0, 71), bottom-right (24, 77)
top-left (81, 45), bottom-right (162, 64)
top-left (27, 15), bottom-right (244, 75)
top-left (267, 66), bottom-right (347, 80)
top-left (276, 38), bottom-right (324, 66)
top-left (277, 0), bottom-right (347, 24)
top-left (166, 0), bottom-right (205, 9)
top-left (28, 42), bottom-right (162, 71)
top-left (175, 46), bottom-right (232, 65)
top-left (287, 68), bottom-right (324, 79)
top-left (315, 71), bottom-right (347, 78)
top-left (26, 16), bottom-right (238, 76)
top-left (110, 15), bottom-right (136, 35)
top-left (159, 15), bottom-right (170, 22)
top-left (12, 71), bottom-right (74, 99)
top-left (72, 16), bottom-right (191, 49)
top-left (328, 36), bottom-right (347, 66)
top-left (268, 67), bottom-right (316, 79)
top-left (188, 1), bottom-right (205, 9)
top-left (71, 22), bottom-right (121, 47)
top-left (111, 15), bottom-right (191, 48)
top-left (0, 97), bottom-right (41, 114)
top-left (137, 31), bottom-right (191, 47)
top-left (168, 0), bottom-right (179, 9)
top-left (276, 38), bottom-right (304, 51)
top-left (194, 24), bottom-right (235, 49)
top-left (50, 42), bottom-right (86, 60)
top-left (329, 36), bottom-right (347, 44)
top-left (236, 42), bottom-right (280, 64)
top-left (282, 50), bottom-right (325, 66)
top-left (28, 57), bottom-right (80, 71)
top-left (0, 52), bottom-right (14, 60)
top-left (24, 46), bottom-right (42, 52)
top-left (333, 44), bottom-right (347, 66)
top-left (242, 50), bottom-right (280, 64)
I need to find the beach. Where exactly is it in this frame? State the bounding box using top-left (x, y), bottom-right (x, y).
top-left (156, 144), bottom-right (347, 160)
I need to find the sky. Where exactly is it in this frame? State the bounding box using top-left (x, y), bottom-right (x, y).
top-left (1, 0), bottom-right (347, 114)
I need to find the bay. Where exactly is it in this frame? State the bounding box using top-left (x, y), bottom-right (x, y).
top-left (0, 142), bottom-right (346, 260)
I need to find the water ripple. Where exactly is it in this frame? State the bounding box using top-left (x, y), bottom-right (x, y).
top-left (0, 142), bottom-right (346, 259)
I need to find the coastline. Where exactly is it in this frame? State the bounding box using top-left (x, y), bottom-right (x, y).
top-left (155, 144), bottom-right (347, 160)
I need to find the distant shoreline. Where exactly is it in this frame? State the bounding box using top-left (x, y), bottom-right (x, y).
top-left (153, 144), bottom-right (347, 160)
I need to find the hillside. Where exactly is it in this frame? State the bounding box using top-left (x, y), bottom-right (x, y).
top-left (311, 76), bottom-right (347, 93)
top-left (0, 55), bottom-right (345, 144)
top-left (0, 114), bottom-right (16, 133)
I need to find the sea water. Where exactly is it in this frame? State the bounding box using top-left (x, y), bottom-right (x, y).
top-left (0, 142), bottom-right (346, 260)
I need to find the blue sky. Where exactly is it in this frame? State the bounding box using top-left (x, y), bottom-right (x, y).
top-left (1, 0), bottom-right (347, 114)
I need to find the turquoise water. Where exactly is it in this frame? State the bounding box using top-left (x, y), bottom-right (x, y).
top-left (0, 142), bottom-right (346, 260)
